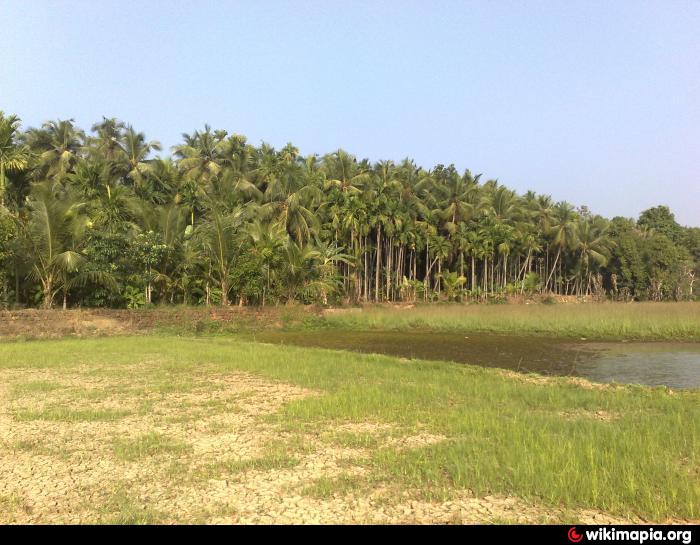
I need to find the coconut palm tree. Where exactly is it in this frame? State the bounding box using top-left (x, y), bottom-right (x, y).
top-left (24, 119), bottom-right (85, 184)
top-left (546, 202), bottom-right (578, 293)
top-left (245, 219), bottom-right (287, 305)
top-left (174, 236), bottom-right (204, 305)
top-left (485, 185), bottom-right (520, 226)
top-left (3, 112), bottom-right (698, 307)
top-left (312, 239), bottom-right (354, 305)
top-left (441, 270), bottom-right (466, 301)
top-left (575, 217), bottom-right (612, 295)
top-left (144, 157), bottom-right (180, 204)
top-left (174, 125), bottom-right (227, 204)
top-left (322, 150), bottom-right (369, 194)
top-left (517, 232), bottom-right (542, 293)
top-left (261, 155), bottom-right (321, 246)
top-left (23, 183), bottom-right (88, 308)
top-left (205, 167), bottom-right (263, 212)
top-left (277, 241), bottom-right (321, 303)
top-left (0, 112), bottom-right (30, 207)
top-left (435, 167), bottom-right (480, 234)
top-left (88, 117), bottom-right (126, 163)
top-left (120, 126), bottom-right (161, 190)
top-left (194, 205), bottom-right (249, 306)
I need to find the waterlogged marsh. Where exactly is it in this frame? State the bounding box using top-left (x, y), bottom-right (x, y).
top-left (251, 330), bottom-right (700, 389)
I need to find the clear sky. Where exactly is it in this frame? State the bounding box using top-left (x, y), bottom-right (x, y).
top-left (2, 0), bottom-right (698, 225)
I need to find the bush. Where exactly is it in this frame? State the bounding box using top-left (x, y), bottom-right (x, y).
top-left (123, 286), bottom-right (146, 309)
top-left (523, 272), bottom-right (541, 294)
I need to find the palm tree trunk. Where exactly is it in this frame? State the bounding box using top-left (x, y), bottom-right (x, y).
top-left (375, 225), bottom-right (381, 302)
top-left (221, 279), bottom-right (229, 306)
top-left (519, 250), bottom-right (532, 294)
top-left (42, 276), bottom-right (53, 309)
top-left (386, 236), bottom-right (392, 301)
top-left (364, 237), bottom-right (369, 301)
top-left (0, 163), bottom-right (6, 207)
top-left (546, 247), bottom-right (561, 292)
top-left (471, 255), bottom-right (476, 293)
top-left (424, 237), bottom-right (430, 301)
top-left (15, 259), bottom-right (20, 305)
top-left (558, 259), bottom-right (563, 295)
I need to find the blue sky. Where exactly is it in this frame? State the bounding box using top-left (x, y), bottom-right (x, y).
top-left (2, 0), bottom-right (698, 225)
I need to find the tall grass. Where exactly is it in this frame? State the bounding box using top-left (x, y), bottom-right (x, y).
top-left (323, 302), bottom-right (700, 340)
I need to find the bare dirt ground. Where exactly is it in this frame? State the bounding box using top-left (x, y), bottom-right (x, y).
top-left (0, 363), bottom-right (637, 524)
top-left (0, 307), bottom-right (319, 340)
top-left (0, 297), bottom-right (603, 340)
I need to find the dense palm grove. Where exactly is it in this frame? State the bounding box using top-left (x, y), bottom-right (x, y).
top-left (0, 112), bottom-right (697, 308)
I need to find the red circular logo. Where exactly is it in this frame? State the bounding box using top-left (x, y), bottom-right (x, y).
top-left (568, 527), bottom-right (583, 543)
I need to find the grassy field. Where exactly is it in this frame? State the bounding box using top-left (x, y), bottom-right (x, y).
top-left (1, 335), bottom-right (697, 524)
top-left (2, 302), bottom-right (699, 342)
top-left (321, 302), bottom-right (700, 340)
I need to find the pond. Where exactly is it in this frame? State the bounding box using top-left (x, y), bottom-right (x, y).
top-left (251, 330), bottom-right (700, 389)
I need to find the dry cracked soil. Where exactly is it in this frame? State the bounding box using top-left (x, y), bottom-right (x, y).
top-left (0, 363), bottom-right (637, 524)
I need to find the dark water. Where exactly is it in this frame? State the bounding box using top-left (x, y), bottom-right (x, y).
top-left (251, 330), bottom-right (700, 389)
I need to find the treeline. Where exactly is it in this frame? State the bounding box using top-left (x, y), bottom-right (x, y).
top-left (0, 112), bottom-right (697, 308)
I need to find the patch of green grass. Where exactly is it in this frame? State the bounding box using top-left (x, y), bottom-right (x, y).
top-left (197, 396), bottom-right (244, 412)
top-left (98, 487), bottom-right (165, 525)
top-left (203, 419), bottom-right (235, 434)
top-left (136, 400), bottom-right (156, 416)
top-left (11, 380), bottom-right (63, 396)
top-left (227, 453), bottom-right (300, 473)
top-left (153, 381), bottom-right (196, 394)
top-left (14, 406), bottom-right (131, 422)
top-left (200, 452), bottom-right (300, 480)
top-left (0, 492), bottom-right (30, 514)
top-left (113, 432), bottom-right (191, 461)
top-left (302, 474), bottom-right (367, 499)
top-left (367, 415), bottom-right (696, 517)
top-left (268, 435), bottom-right (318, 456)
top-left (198, 439), bottom-right (303, 481)
top-left (322, 302), bottom-right (700, 340)
top-left (161, 411), bottom-right (202, 425)
top-left (320, 430), bottom-right (383, 449)
top-left (163, 459), bottom-right (193, 481)
top-left (2, 334), bottom-right (698, 521)
top-left (151, 306), bottom-right (318, 337)
top-left (70, 389), bottom-right (111, 401)
top-left (12, 438), bottom-right (59, 457)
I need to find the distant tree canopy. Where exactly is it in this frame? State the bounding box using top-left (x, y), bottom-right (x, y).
top-left (0, 112), bottom-right (697, 308)
top-left (637, 206), bottom-right (686, 244)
